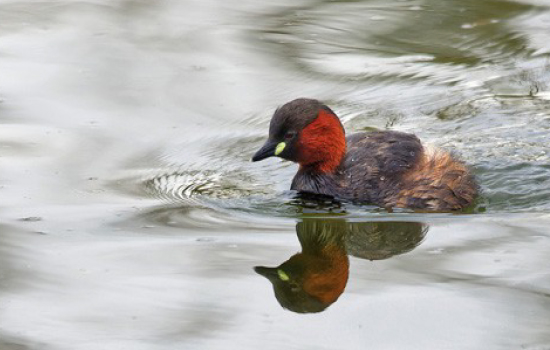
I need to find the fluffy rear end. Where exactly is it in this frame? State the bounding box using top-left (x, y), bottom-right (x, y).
top-left (392, 147), bottom-right (478, 210)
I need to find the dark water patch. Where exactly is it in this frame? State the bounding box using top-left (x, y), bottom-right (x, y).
top-left (0, 335), bottom-right (48, 350)
top-left (251, 0), bottom-right (540, 83)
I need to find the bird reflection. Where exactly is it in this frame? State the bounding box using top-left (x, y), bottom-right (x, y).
top-left (255, 219), bottom-right (428, 313)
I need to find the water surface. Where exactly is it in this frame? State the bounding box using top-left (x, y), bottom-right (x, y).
top-left (1, 0), bottom-right (550, 349)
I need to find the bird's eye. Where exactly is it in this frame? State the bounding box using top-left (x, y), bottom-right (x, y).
top-left (284, 132), bottom-right (295, 140)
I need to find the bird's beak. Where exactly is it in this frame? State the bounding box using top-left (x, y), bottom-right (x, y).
top-left (254, 266), bottom-right (280, 282)
top-left (252, 140), bottom-right (282, 162)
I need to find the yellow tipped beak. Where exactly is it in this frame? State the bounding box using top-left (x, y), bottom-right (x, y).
top-left (252, 140), bottom-right (287, 162)
top-left (277, 269), bottom-right (290, 281)
top-left (274, 142), bottom-right (286, 156)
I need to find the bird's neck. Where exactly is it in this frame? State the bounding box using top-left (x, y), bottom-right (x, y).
top-left (296, 109), bottom-right (346, 174)
top-left (291, 168), bottom-right (342, 198)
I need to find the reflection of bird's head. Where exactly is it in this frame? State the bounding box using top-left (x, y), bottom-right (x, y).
top-left (255, 219), bottom-right (349, 313)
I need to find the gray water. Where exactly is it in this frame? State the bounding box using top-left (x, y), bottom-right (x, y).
top-left (1, 0), bottom-right (550, 349)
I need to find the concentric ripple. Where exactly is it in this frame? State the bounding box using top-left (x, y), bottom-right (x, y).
top-left (110, 0), bottom-right (550, 218)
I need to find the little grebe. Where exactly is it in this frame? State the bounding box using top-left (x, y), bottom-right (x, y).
top-left (252, 98), bottom-right (477, 211)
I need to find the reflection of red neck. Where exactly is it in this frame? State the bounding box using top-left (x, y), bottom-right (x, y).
top-left (297, 109), bottom-right (346, 174)
top-left (303, 246), bottom-right (349, 304)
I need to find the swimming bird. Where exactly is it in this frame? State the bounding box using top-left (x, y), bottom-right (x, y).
top-left (252, 98), bottom-right (477, 210)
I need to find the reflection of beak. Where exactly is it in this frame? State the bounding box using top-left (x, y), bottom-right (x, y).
top-left (254, 266), bottom-right (279, 281)
top-left (252, 140), bottom-right (279, 162)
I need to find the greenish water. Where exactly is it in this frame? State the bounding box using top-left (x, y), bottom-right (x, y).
top-left (1, 0), bottom-right (549, 349)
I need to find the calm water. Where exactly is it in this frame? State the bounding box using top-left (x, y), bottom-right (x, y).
top-left (1, 0), bottom-right (550, 349)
